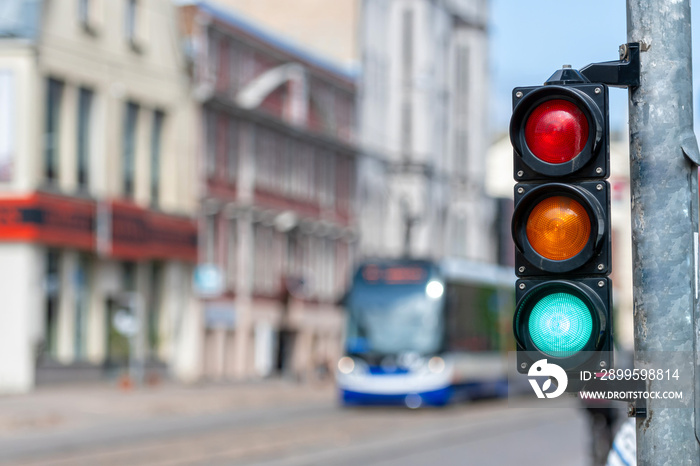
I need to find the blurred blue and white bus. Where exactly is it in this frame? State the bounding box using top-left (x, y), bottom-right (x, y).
top-left (337, 258), bottom-right (515, 407)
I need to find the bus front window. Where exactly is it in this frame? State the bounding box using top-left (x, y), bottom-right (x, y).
top-left (346, 285), bottom-right (444, 357)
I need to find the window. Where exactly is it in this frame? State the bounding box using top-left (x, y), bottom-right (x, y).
top-left (216, 115), bottom-right (228, 181)
top-left (336, 157), bottom-right (349, 211)
top-left (227, 219), bottom-right (237, 289)
top-left (122, 261), bottom-right (137, 291)
top-left (207, 29), bottom-right (221, 84)
top-left (313, 149), bottom-right (323, 203)
top-left (322, 239), bottom-right (336, 299)
top-left (253, 225), bottom-right (275, 294)
top-left (301, 144), bottom-right (314, 201)
top-left (216, 39), bottom-right (230, 92)
top-left (78, 0), bottom-right (90, 27)
top-left (204, 109), bottom-right (217, 178)
top-left (150, 110), bottom-right (164, 206)
top-left (455, 45), bottom-right (469, 115)
top-left (401, 99), bottom-right (413, 159)
top-left (79, 0), bottom-right (103, 33)
top-left (228, 42), bottom-right (241, 92)
top-left (239, 46), bottom-right (256, 86)
top-left (454, 44), bottom-right (470, 173)
top-left (316, 151), bottom-right (335, 206)
top-left (148, 262), bottom-right (164, 358)
top-left (288, 139), bottom-right (299, 198)
top-left (125, 0), bottom-right (140, 48)
top-left (401, 10), bottom-right (413, 79)
top-left (315, 84), bottom-right (336, 133)
top-left (44, 78), bottom-right (64, 182)
top-left (281, 136), bottom-right (292, 195)
top-left (74, 254), bottom-right (90, 360)
top-left (335, 242), bottom-right (349, 298)
top-left (227, 119), bottom-right (238, 182)
top-left (0, 70), bottom-right (15, 182)
top-left (400, 9), bottom-right (414, 158)
top-left (44, 249), bottom-right (61, 358)
top-left (336, 92), bottom-right (353, 141)
top-left (79, 0), bottom-right (100, 31)
top-left (204, 214), bottom-right (217, 264)
top-left (77, 87), bottom-right (93, 190)
top-left (125, 0), bottom-right (136, 40)
top-left (123, 101), bottom-right (139, 198)
top-left (254, 126), bottom-right (272, 189)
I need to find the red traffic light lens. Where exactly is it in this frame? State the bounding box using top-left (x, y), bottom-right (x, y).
top-left (526, 195), bottom-right (591, 261)
top-left (524, 100), bottom-right (588, 164)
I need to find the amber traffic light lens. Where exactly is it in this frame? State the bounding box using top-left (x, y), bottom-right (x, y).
top-left (524, 100), bottom-right (588, 164)
top-left (526, 196), bottom-right (591, 261)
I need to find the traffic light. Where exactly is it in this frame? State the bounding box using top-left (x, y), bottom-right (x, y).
top-left (510, 69), bottom-right (612, 375)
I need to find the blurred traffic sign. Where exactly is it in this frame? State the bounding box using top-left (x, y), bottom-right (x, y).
top-left (204, 304), bottom-right (236, 329)
top-left (113, 310), bottom-right (139, 337)
top-left (194, 264), bottom-right (224, 297)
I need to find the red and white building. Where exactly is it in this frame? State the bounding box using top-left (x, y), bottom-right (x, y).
top-left (181, 2), bottom-right (358, 379)
top-left (0, 0), bottom-right (200, 393)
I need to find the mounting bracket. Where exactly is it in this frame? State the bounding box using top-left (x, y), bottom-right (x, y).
top-left (580, 43), bottom-right (641, 88)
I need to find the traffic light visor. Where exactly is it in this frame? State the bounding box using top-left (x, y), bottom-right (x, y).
top-left (524, 99), bottom-right (589, 164)
top-left (526, 195), bottom-right (591, 261)
top-left (528, 292), bottom-right (593, 357)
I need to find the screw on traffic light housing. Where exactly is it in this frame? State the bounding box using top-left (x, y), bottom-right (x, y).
top-left (510, 66), bottom-right (613, 375)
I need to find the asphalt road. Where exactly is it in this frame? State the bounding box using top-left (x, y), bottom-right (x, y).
top-left (0, 382), bottom-right (592, 466)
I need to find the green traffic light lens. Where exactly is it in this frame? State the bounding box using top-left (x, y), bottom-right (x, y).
top-left (528, 292), bottom-right (593, 357)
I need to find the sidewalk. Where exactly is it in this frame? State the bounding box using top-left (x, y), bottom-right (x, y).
top-left (0, 379), bottom-right (336, 438)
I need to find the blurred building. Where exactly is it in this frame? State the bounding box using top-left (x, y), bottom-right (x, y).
top-left (485, 134), bottom-right (515, 267)
top-left (608, 132), bottom-right (633, 350)
top-left (210, 0), bottom-right (496, 263)
top-left (0, 0), bottom-right (199, 393)
top-left (180, 2), bottom-right (358, 380)
top-left (201, 0), bottom-right (359, 68)
top-left (358, 0), bottom-right (496, 261)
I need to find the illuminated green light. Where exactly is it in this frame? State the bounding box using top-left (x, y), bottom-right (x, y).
top-left (528, 292), bottom-right (592, 357)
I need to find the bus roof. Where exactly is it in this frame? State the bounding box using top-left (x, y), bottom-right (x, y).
top-left (439, 258), bottom-right (516, 288)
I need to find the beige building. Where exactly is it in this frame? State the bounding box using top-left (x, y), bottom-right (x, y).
top-left (0, 0), bottom-right (200, 392)
top-left (180, 2), bottom-right (358, 381)
top-left (209, 0), bottom-right (498, 263)
top-left (209, 0), bottom-right (360, 67)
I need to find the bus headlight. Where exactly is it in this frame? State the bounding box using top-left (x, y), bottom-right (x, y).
top-left (428, 356), bottom-right (445, 373)
top-left (338, 356), bottom-right (355, 374)
top-left (426, 280), bottom-right (444, 299)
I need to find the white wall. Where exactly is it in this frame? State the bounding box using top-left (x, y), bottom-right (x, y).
top-left (166, 261), bottom-right (201, 382)
top-left (358, 0), bottom-right (494, 262)
top-left (0, 244), bottom-right (42, 393)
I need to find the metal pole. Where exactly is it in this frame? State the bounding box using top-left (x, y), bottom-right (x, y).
top-left (627, 0), bottom-right (700, 463)
top-left (132, 293), bottom-right (145, 386)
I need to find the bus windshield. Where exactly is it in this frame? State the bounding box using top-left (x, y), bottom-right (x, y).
top-left (346, 283), bottom-right (444, 357)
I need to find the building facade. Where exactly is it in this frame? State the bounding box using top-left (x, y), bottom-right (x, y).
top-left (358, 0), bottom-right (496, 261)
top-left (0, 0), bottom-right (199, 392)
top-left (204, 0), bottom-right (359, 69)
top-left (180, 2), bottom-right (358, 380)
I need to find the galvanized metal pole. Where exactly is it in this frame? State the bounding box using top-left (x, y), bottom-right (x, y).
top-left (627, 0), bottom-right (700, 463)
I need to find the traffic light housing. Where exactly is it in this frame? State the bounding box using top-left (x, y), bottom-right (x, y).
top-left (511, 71), bottom-right (612, 375)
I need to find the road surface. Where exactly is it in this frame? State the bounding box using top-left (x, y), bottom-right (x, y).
top-left (0, 381), bottom-right (593, 465)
